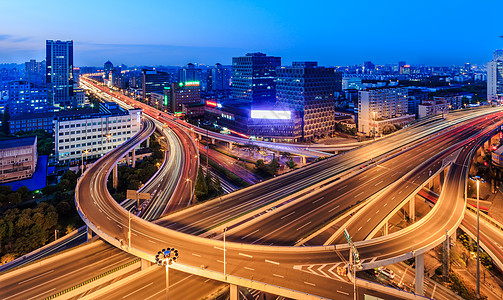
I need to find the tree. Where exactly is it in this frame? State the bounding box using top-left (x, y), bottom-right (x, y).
top-left (286, 158), bottom-right (297, 170)
top-left (194, 166), bottom-right (208, 199)
top-left (269, 158), bottom-right (279, 175)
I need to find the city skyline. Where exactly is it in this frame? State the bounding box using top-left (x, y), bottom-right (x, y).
top-left (1, 0), bottom-right (503, 66)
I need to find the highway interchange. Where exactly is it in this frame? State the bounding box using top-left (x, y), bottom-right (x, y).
top-left (2, 77), bottom-right (503, 299)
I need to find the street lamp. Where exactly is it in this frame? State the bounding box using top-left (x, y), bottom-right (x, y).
top-left (128, 205), bottom-right (135, 249)
top-left (223, 227), bottom-right (227, 280)
top-left (475, 176), bottom-right (482, 299)
top-left (81, 149), bottom-right (89, 173)
top-left (155, 247), bottom-right (179, 299)
top-left (372, 111), bottom-right (376, 140)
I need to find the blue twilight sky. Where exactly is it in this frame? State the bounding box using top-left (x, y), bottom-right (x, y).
top-left (0, 0), bottom-right (502, 67)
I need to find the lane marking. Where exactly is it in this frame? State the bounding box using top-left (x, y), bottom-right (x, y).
top-left (337, 290), bottom-right (349, 295)
top-left (241, 229), bottom-right (259, 240)
top-left (244, 267), bottom-right (255, 271)
top-left (192, 253), bottom-right (201, 257)
top-left (312, 197), bottom-right (324, 204)
top-left (273, 274), bottom-right (284, 278)
top-left (214, 246), bottom-right (224, 251)
top-left (26, 288), bottom-right (56, 300)
top-left (122, 282), bottom-right (153, 298)
top-left (18, 269), bottom-right (55, 285)
top-left (239, 253), bottom-right (253, 258)
top-left (265, 260), bottom-right (280, 265)
top-left (375, 180), bottom-right (383, 186)
top-left (354, 191), bottom-right (364, 198)
top-left (328, 205), bottom-right (340, 213)
top-left (357, 226), bottom-right (362, 232)
top-left (145, 289), bottom-right (165, 300)
top-left (337, 185), bottom-right (348, 191)
top-left (147, 240), bottom-right (156, 243)
top-left (296, 221), bottom-right (312, 231)
top-left (217, 260), bottom-right (225, 264)
top-left (304, 282), bottom-right (316, 286)
top-left (281, 211), bottom-right (296, 220)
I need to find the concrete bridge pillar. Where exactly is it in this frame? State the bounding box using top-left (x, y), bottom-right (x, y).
top-left (409, 197), bottom-right (415, 222)
top-left (132, 149), bottom-right (136, 168)
top-left (443, 232), bottom-right (450, 281)
top-left (146, 137), bottom-right (150, 148)
top-left (86, 226), bottom-right (93, 242)
top-left (415, 253), bottom-right (424, 296)
top-left (229, 142), bottom-right (233, 151)
top-left (230, 284), bottom-right (238, 300)
top-left (211, 138), bottom-right (215, 145)
top-left (439, 169), bottom-right (445, 192)
top-left (301, 155), bottom-right (306, 164)
top-left (126, 152), bottom-right (130, 166)
top-left (198, 133), bottom-right (202, 140)
top-left (141, 258), bottom-right (151, 270)
top-left (113, 164), bottom-right (118, 190)
top-left (383, 220), bottom-right (388, 236)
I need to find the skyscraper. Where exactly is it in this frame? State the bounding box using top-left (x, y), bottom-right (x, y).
top-left (488, 50), bottom-right (503, 102)
top-left (46, 40), bottom-right (75, 109)
top-left (211, 63), bottom-right (230, 91)
top-left (141, 69), bottom-right (171, 100)
top-left (232, 52), bottom-right (281, 105)
top-left (276, 62), bottom-right (341, 141)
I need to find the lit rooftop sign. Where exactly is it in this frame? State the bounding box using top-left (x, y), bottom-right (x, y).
top-left (251, 110), bottom-right (291, 120)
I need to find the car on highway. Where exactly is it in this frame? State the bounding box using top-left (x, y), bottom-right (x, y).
top-left (376, 267), bottom-right (395, 279)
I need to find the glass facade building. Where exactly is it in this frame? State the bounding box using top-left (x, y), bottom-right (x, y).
top-left (46, 40), bottom-right (75, 109)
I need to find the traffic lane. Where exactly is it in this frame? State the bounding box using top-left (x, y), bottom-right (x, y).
top-left (1, 244), bottom-right (133, 300)
top-left (156, 111), bottom-right (494, 235)
top-left (463, 212), bottom-right (503, 265)
top-left (230, 123), bottom-right (466, 245)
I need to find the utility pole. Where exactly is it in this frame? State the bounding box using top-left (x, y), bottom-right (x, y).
top-left (223, 227), bottom-right (227, 280)
top-left (476, 179), bottom-right (480, 299)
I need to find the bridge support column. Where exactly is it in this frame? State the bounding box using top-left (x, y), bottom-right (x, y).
top-left (301, 155), bottom-right (306, 165)
top-left (415, 253), bottom-right (424, 296)
top-left (146, 137), bottom-right (150, 148)
top-left (86, 226), bottom-right (93, 242)
top-left (211, 138), bottom-right (215, 145)
top-left (132, 149), bottom-right (136, 168)
top-left (230, 284), bottom-right (238, 300)
top-left (409, 197), bottom-right (415, 222)
top-left (229, 142), bottom-right (233, 151)
top-left (439, 170), bottom-right (445, 192)
top-left (383, 220), bottom-right (388, 235)
top-left (141, 258), bottom-right (151, 270)
top-left (126, 152), bottom-right (130, 166)
top-left (443, 232), bottom-right (450, 281)
top-left (113, 164), bottom-right (118, 190)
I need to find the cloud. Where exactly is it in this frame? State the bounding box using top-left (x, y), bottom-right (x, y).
top-left (0, 34), bottom-right (32, 43)
top-left (0, 34), bottom-right (12, 41)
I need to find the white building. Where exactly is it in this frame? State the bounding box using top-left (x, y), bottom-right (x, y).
top-left (418, 98), bottom-right (448, 119)
top-left (0, 136), bottom-right (37, 183)
top-left (488, 50), bottom-right (503, 102)
top-left (55, 102), bottom-right (141, 163)
top-left (358, 87), bottom-right (413, 135)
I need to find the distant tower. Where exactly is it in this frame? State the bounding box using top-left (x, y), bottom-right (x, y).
top-left (488, 50), bottom-right (503, 102)
top-left (46, 40), bottom-right (75, 109)
top-left (104, 61), bottom-right (113, 82)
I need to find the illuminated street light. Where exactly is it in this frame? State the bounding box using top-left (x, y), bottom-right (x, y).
top-left (155, 247), bottom-right (179, 299)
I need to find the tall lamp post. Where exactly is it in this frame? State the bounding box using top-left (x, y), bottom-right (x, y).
top-left (81, 149), bottom-right (89, 173)
top-left (475, 176), bottom-right (482, 299)
top-left (155, 247), bottom-right (179, 299)
top-left (128, 205), bottom-right (135, 248)
top-left (223, 227), bottom-right (227, 280)
top-left (372, 111), bottom-right (377, 140)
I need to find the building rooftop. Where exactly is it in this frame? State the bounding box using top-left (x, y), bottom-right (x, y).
top-left (0, 136), bottom-right (37, 150)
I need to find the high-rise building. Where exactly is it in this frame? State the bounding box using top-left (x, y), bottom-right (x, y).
top-left (46, 40), bottom-right (75, 109)
top-left (363, 61), bottom-right (375, 73)
top-left (163, 81), bottom-right (201, 114)
top-left (211, 63), bottom-right (231, 91)
top-left (358, 87), bottom-right (414, 135)
top-left (5, 80), bottom-right (48, 116)
top-left (276, 62), bottom-right (341, 141)
top-left (178, 63), bottom-right (198, 82)
top-left (0, 136), bottom-right (37, 183)
top-left (24, 59), bottom-right (46, 85)
top-left (232, 52), bottom-right (281, 105)
top-left (141, 69), bottom-right (171, 100)
top-left (488, 50), bottom-right (503, 102)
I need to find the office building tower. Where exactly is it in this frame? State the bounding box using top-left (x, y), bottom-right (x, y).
top-left (24, 59), bottom-right (46, 85)
top-left (178, 63), bottom-right (198, 82)
top-left (358, 87), bottom-right (414, 135)
top-left (46, 40), bottom-right (75, 109)
top-left (363, 61), bottom-right (375, 73)
top-left (104, 61), bottom-right (113, 80)
top-left (276, 62), bottom-right (341, 141)
top-left (232, 52), bottom-right (281, 105)
top-left (163, 81), bottom-right (201, 114)
top-left (488, 50), bottom-right (503, 102)
top-left (5, 80), bottom-right (49, 116)
top-left (211, 63), bottom-right (231, 91)
top-left (141, 69), bottom-right (171, 100)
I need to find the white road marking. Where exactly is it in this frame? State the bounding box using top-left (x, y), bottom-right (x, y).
top-left (304, 282), bottom-right (316, 286)
top-left (265, 259), bottom-right (280, 265)
top-left (244, 267), bottom-right (255, 271)
top-left (241, 229), bottom-right (259, 240)
top-left (312, 197), bottom-right (324, 204)
top-left (367, 218), bottom-right (371, 223)
top-left (375, 210), bottom-right (380, 214)
top-left (147, 240), bottom-right (156, 243)
top-left (337, 185), bottom-right (348, 191)
top-left (192, 253), bottom-right (201, 257)
top-left (357, 226), bottom-right (362, 232)
top-left (296, 221), bottom-right (312, 231)
top-left (122, 282), bottom-right (153, 298)
top-left (214, 246), bottom-right (224, 251)
top-left (144, 289), bottom-right (165, 300)
top-left (328, 205), bottom-right (340, 213)
top-left (359, 175), bottom-right (367, 180)
top-left (337, 290), bottom-right (349, 295)
top-left (354, 191), bottom-right (364, 198)
top-left (273, 274), bottom-right (284, 278)
top-left (375, 180), bottom-right (383, 186)
top-left (217, 260), bottom-right (225, 264)
top-left (239, 253), bottom-right (253, 258)
top-left (26, 288), bottom-right (56, 300)
top-left (384, 203), bottom-right (388, 207)
top-left (18, 270), bottom-right (55, 285)
top-left (281, 211), bottom-right (296, 220)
